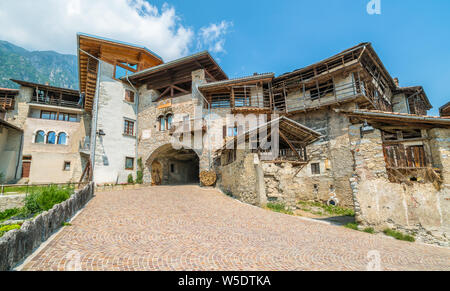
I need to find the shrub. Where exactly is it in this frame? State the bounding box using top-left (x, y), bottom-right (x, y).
top-left (383, 229), bottom-right (415, 242)
top-left (0, 208), bottom-right (21, 221)
top-left (136, 158), bottom-right (144, 184)
top-left (24, 185), bottom-right (72, 214)
top-left (0, 224), bottom-right (21, 237)
top-left (127, 174), bottom-right (134, 184)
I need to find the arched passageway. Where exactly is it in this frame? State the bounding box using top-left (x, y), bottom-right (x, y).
top-left (147, 144), bottom-right (200, 185)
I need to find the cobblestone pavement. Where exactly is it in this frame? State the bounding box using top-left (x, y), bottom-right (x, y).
top-left (21, 186), bottom-right (450, 271)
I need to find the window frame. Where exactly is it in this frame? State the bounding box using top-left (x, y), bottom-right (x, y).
top-left (123, 119), bottom-right (135, 136)
top-left (46, 131), bottom-right (56, 144)
top-left (35, 130), bottom-right (45, 144)
top-left (125, 157), bottom-right (135, 170)
top-left (125, 89), bottom-right (135, 104)
top-left (311, 162), bottom-right (321, 175)
top-left (63, 161), bottom-right (71, 171)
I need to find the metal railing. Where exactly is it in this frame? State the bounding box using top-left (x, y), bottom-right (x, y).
top-left (31, 96), bottom-right (83, 109)
top-left (0, 182), bottom-right (87, 196)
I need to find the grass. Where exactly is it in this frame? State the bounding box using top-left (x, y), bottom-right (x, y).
top-left (266, 203), bottom-right (293, 215)
top-left (383, 229), bottom-right (415, 242)
top-left (62, 222), bottom-right (72, 227)
top-left (1, 184), bottom-right (75, 195)
top-left (363, 227), bottom-right (375, 234)
top-left (0, 224), bottom-right (21, 237)
top-left (344, 223), bottom-right (359, 230)
top-left (298, 201), bottom-right (355, 217)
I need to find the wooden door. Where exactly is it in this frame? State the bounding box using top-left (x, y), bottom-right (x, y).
top-left (22, 162), bottom-right (31, 178)
top-left (151, 161), bottom-right (162, 185)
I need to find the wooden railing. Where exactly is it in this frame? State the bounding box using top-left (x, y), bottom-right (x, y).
top-left (0, 97), bottom-right (15, 110)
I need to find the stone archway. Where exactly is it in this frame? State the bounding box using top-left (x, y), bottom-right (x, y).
top-left (146, 144), bottom-right (200, 185)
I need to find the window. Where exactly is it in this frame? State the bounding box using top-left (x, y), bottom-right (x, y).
top-left (57, 132), bottom-right (67, 145)
top-left (41, 111), bottom-right (77, 122)
top-left (124, 120), bottom-right (135, 136)
top-left (167, 114), bottom-right (173, 130)
top-left (170, 164), bottom-right (175, 173)
top-left (63, 161), bottom-right (71, 171)
top-left (125, 157), bottom-right (134, 170)
top-left (311, 163), bottom-right (321, 175)
top-left (158, 116), bottom-right (166, 131)
top-left (35, 131), bottom-right (45, 144)
top-left (47, 131), bottom-right (56, 144)
top-left (125, 90), bottom-right (135, 103)
top-left (41, 111), bottom-right (57, 120)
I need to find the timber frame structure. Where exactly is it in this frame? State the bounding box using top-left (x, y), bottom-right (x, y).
top-left (77, 33), bottom-right (164, 112)
top-left (341, 109), bottom-right (450, 186)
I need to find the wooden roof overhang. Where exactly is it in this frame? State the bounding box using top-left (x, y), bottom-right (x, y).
top-left (440, 102), bottom-right (450, 117)
top-left (125, 51), bottom-right (228, 89)
top-left (10, 79), bottom-right (79, 96)
top-left (77, 33), bottom-right (164, 111)
top-left (198, 73), bottom-right (274, 94)
top-left (220, 116), bottom-right (323, 152)
top-left (338, 109), bottom-right (450, 129)
top-left (395, 86), bottom-right (433, 110)
top-left (273, 43), bottom-right (396, 91)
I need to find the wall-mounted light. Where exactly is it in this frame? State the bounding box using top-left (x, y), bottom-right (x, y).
top-left (97, 129), bottom-right (106, 136)
top-left (360, 120), bottom-right (374, 136)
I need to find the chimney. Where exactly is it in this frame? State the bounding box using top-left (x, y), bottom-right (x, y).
top-left (394, 78), bottom-right (399, 87)
top-left (45, 82), bottom-right (49, 86)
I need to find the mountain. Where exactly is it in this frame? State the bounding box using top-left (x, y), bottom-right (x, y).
top-left (0, 40), bottom-right (78, 90)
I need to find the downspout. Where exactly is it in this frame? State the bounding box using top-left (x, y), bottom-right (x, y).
top-left (125, 75), bottom-right (140, 174)
top-left (14, 131), bottom-right (24, 181)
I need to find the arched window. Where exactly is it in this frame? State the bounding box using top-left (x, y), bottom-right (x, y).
top-left (158, 116), bottom-right (166, 131)
top-left (166, 114), bottom-right (173, 130)
top-left (47, 131), bottom-right (56, 144)
top-left (57, 132), bottom-right (67, 145)
top-left (35, 131), bottom-right (45, 144)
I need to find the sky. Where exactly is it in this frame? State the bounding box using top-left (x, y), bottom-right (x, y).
top-left (0, 0), bottom-right (449, 114)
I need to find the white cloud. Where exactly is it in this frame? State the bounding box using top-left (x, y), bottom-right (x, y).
top-left (0, 0), bottom-right (230, 61)
top-left (198, 21), bottom-right (233, 54)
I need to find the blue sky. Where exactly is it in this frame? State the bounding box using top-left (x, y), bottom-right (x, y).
top-left (151, 0), bottom-right (450, 115)
top-left (1, 0), bottom-right (448, 114)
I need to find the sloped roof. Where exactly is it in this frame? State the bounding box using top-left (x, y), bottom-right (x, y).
top-left (221, 116), bottom-right (323, 151)
top-left (124, 51), bottom-right (228, 83)
top-left (198, 73), bottom-right (274, 91)
top-left (337, 109), bottom-right (450, 127)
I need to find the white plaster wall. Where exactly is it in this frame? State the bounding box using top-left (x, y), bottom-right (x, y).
top-left (0, 127), bottom-right (22, 183)
top-left (93, 62), bottom-right (137, 184)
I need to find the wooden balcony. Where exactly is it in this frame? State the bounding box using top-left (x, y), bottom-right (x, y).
top-left (31, 96), bottom-right (83, 109)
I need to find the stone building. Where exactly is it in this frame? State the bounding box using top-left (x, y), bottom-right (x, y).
top-left (1, 34), bottom-right (449, 244)
top-left (1, 80), bottom-right (88, 184)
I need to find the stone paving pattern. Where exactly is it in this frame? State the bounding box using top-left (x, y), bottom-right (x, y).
top-left (22, 186), bottom-right (450, 271)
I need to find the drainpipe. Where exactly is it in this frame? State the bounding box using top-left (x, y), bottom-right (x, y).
top-left (125, 75), bottom-right (140, 175)
top-left (14, 131), bottom-right (24, 181)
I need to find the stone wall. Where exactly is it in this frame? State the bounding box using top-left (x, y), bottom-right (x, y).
top-left (0, 194), bottom-right (25, 212)
top-left (217, 151), bottom-right (262, 205)
top-left (270, 105), bottom-right (357, 208)
top-left (0, 182), bottom-right (95, 271)
top-left (349, 125), bottom-right (450, 246)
